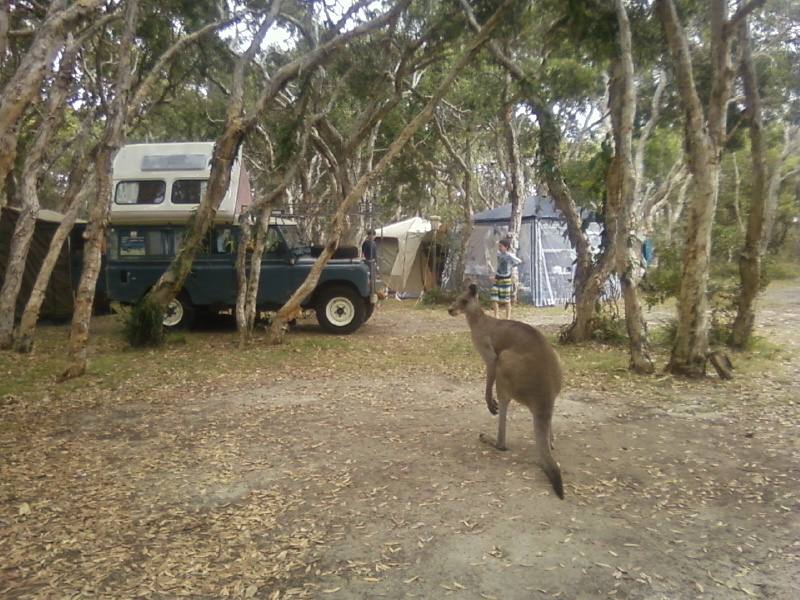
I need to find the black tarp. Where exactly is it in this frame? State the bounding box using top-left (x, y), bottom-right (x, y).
top-left (0, 207), bottom-right (75, 321)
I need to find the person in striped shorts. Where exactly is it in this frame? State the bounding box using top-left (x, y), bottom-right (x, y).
top-left (490, 237), bottom-right (522, 319)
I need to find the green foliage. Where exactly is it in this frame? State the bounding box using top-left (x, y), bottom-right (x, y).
top-left (706, 281), bottom-right (741, 347)
top-left (544, 58), bottom-right (604, 101)
top-left (563, 136), bottom-right (612, 210)
top-left (122, 299), bottom-right (166, 348)
top-left (589, 303), bottom-right (627, 345)
top-left (642, 243), bottom-right (683, 309)
top-left (416, 286), bottom-right (460, 306)
top-left (763, 255), bottom-right (800, 281)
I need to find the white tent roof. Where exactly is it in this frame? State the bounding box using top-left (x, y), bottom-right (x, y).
top-left (376, 216), bottom-right (431, 237)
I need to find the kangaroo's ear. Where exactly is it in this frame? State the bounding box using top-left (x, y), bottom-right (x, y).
top-left (462, 278), bottom-right (473, 290)
top-left (468, 283), bottom-right (478, 296)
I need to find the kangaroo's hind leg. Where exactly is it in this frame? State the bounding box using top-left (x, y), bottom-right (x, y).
top-left (479, 371), bottom-right (512, 451)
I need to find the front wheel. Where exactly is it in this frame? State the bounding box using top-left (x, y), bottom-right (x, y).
top-left (315, 285), bottom-right (366, 334)
top-left (163, 292), bottom-right (195, 330)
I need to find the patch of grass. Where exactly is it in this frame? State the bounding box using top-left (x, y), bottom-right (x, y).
top-left (558, 341), bottom-right (631, 375)
top-left (416, 286), bottom-right (460, 306)
top-left (763, 256), bottom-right (800, 281)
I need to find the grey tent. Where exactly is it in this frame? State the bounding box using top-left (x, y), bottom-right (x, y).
top-left (463, 196), bottom-right (601, 306)
top-left (0, 207), bottom-right (76, 321)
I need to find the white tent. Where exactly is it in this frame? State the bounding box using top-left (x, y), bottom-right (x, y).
top-left (375, 217), bottom-right (439, 298)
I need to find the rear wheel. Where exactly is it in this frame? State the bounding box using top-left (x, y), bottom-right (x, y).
top-left (163, 292), bottom-right (195, 330)
top-left (315, 285), bottom-right (366, 334)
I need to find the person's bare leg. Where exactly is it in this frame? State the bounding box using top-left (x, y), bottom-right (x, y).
top-left (505, 302), bottom-right (512, 320)
top-left (491, 301), bottom-right (498, 319)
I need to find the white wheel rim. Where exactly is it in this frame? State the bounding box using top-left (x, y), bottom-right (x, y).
top-left (325, 296), bottom-right (355, 327)
top-left (163, 299), bottom-right (184, 327)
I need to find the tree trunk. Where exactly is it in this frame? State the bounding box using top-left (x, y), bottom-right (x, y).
top-left (761, 126), bottom-right (799, 254)
top-left (502, 86), bottom-right (525, 306)
top-left (656, 0), bottom-right (765, 377)
top-left (145, 128), bottom-right (248, 319)
top-left (235, 212), bottom-right (252, 348)
top-left (0, 202), bottom-right (36, 349)
top-left (729, 12), bottom-right (768, 348)
top-left (60, 0), bottom-right (139, 381)
top-left (0, 35), bottom-right (81, 349)
top-left (434, 115), bottom-right (474, 288)
top-left (502, 85), bottom-right (525, 244)
top-left (610, 0), bottom-right (653, 374)
top-left (138, 8), bottom-right (282, 335)
top-left (16, 104), bottom-right (97, 353)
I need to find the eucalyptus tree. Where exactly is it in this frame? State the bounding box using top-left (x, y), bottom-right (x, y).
top-left (458, 0), bottom-right (642, 346)
top-left (655, 0), bottom-right (766, 377)
top-left (265, 0), bottom-right (520, 343)
top-left (729, 0), bottom-right (800, 348)
top-left (606, 0), bottom-right (654, 373)
top-left (60, 0), bottom-right (142, 380)
top-left (729, 7), bottom-right (768, 348)
top-left (0, 29), bottom-right (94, 350)
top-left (0, 0), bottom-right (109, 210)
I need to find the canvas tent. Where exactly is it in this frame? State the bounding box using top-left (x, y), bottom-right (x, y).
top-left (463, 196), bottom-right (601, 306)
top-left (374, 216), bottom-right (444, 298)
top-left (0, 207), bottom-right (77, 321)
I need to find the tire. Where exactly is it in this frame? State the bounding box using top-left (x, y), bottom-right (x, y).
top-left (163, 292), bottom-right (196, 330)
top-left (315, 285), bottom-right (366, 334)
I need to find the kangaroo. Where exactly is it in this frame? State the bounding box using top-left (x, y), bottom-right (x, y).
top-left (448, 283), bottom-right (564, 499)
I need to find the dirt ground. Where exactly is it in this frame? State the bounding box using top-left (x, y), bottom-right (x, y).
top-left (1, 284), bottom-right (798, 599)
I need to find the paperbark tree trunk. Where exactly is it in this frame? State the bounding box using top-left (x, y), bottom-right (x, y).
top-left (16, 192), bottom-right (89, 354)
top-left (0, 34), bottom-right (82, 349)
top-left (502, 84), bottom-right (525, 305)
top-left (609, 0), bottom-right (653, 374)
top-left (729, 12), bottom-right (768, 348)
top-left (761, 127), bottom-right (799, 254)
top-left (16, 108), bottom-right (97, 353)
top-left (433, 115), bottom-right (474, 288)
top-left (502, 80), bottom-right (525, 246)
top-left (656, 0), bottom-right (765, 377)
top-left (60, 0), bottom-right (139, 381)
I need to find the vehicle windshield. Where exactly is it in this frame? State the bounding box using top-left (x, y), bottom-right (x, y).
top-left (277, 224), bottom-right (309, 250)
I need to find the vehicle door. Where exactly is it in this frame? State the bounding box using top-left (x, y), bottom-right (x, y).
top-left (186, 225), bottom-right (239, 306)
top-left (257, 225), bottom-right (295, 305)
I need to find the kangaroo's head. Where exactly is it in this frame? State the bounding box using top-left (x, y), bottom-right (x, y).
top-left (448, 283), bottom-right (480, 317)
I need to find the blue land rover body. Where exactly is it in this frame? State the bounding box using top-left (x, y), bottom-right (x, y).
top-left (106, 221), bottom-right (376, 334)
top-left (105, 142), bottom-right (377, 334)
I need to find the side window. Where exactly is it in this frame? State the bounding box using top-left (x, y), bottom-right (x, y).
top-left (199, 227), bottom-right (236, 256)
top-left (115, 180), bottom-right (166, 205)
top-left (113, 229), bottom-right (175, 258)
top-left (263, 227), bottom-right (283, 255)
top-left (215, 228), bottom-right (235, 254)
top-left (172, 179), bottom-right (207, 204)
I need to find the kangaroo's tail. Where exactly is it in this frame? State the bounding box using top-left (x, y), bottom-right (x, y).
top-left (534, 415), bottom-right (564, 499)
